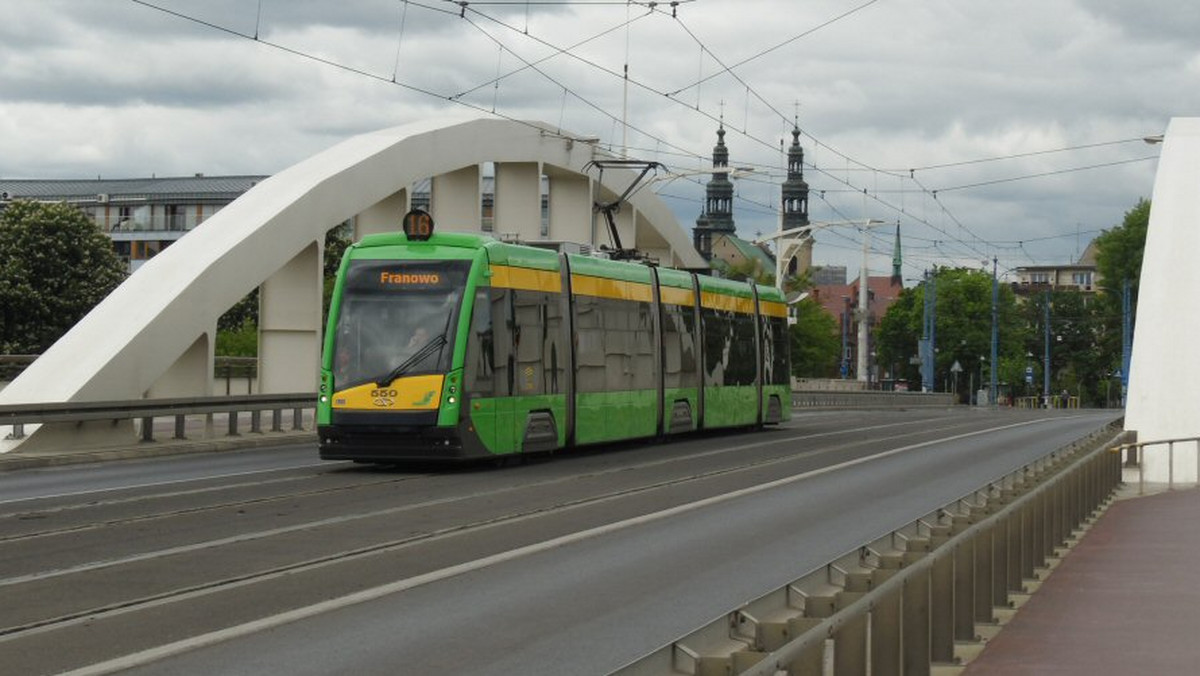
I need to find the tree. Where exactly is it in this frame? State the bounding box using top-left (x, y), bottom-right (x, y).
top-left (0, 200), bottom-right (126, 353)
top-left (1094, 198), bottom-right (1150, 298)
top-left (216, 224), bottom-right (353, 357)
top-left (876, 267), bottom-right (1025, 397)
top-left (790, 298), bottom-right (841, 378)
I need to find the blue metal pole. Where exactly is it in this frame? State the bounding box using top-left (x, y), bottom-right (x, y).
top-left (990, 257), bottom-right (998, 406)
top-left (1121, 278), bottom-right (1132, 407)
top-left (1043, 290), bottom-right (1051, 407)
top-left (929, 270), bottom-right (936, 390)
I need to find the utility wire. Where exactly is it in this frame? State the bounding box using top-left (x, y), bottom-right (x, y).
top-left (931, 156), bottom-right (1159, 193)
top-left (132, 0), bottom-right (1135, 269)
top-left (901, 138), bottom-right (1147, 173)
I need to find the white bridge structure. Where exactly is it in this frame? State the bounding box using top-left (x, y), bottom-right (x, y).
top-left (0, 117), bottom-right (704, 453)
top-left (1125, 117), bottom-right (1200, 485)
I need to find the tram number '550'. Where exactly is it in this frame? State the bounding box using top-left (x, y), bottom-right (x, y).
top-left (402, 208), bottom-right (435, 241)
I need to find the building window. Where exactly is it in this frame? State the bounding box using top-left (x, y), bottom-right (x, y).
top-left (1072, 271), bottom-right (1092, 286)
top-left (1030, 272), bottom-right (1050, 284)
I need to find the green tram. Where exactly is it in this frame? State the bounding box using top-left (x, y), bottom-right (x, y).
top-left (317, 211), bottom-right (790, 463)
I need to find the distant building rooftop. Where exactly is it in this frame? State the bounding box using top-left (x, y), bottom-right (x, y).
top-left (0, 175), bottom-right (267, 205)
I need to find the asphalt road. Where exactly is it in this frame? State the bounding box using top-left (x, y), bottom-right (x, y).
top-left (0, 407), bottom-right (1120, 675)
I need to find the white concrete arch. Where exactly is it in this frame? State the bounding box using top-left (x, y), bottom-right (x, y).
top-left (1125, 117), bottom-right (1200, 484)
top-left (0, 116), bottom-right (705, 451)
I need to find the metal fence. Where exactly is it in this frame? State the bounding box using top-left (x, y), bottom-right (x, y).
top-left (1, 393), bottom-right (314, 443)
top-left (1117, 435), bottom-right (1200, 494)
top-left (616, 421), bottom-right (1128, 676)
top-left (792, 391), bottom-right (956, 409)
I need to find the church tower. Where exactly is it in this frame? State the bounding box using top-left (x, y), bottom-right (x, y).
top-left (781, 125), bottom-right (811, 276)
top-left (693, 123), bottom-right (736, 260)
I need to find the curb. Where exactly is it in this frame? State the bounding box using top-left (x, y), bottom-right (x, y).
top-left (0, 431), bottom-right (317, 472)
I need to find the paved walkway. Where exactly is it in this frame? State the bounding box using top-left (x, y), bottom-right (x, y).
top-left (965, 486), bottom-right (1200, 675)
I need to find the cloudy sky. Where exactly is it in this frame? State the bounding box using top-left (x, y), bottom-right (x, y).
top-left (1, 0), bottom-right (1193, 280)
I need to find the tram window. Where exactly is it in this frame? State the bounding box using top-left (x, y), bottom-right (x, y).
top-left (489, 288), bottom-right (513, 397)
top-left (631, 301), bottom-right (655, 390)
top-left (729, 311), bottom-right (757, 385)
top-left (662, 303), bottom-right (698, 389)
top-left (543, 293), bottom-right (563, 394)
top-left (574, 295), bottom-right (606, 393)
top-left (602, 299), bottom-right (633, 392)
top-left (513, 290), bottom-right (544, 395)
top-left (702, 304), bottom-right (757, 387)
top-left (464, 289), bottom-right (494, 396)
top-left (763, 315), bottom-right (790, 385)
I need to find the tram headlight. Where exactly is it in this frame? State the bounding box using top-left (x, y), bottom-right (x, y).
top-left (447, 395), bottom-right (457, 405)
top-left (319, 395), bottom-right (328, 403)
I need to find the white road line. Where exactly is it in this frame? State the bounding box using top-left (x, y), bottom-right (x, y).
top-left (60, 415), bottom-right (1068, 676)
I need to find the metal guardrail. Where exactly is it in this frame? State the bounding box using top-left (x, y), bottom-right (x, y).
top-left (3, 355), bottom-right (257, 382)
top-left (1, 393), bottom-right (315, 443)
top-left (1117, 435), bottom-right (1200, 495)
top-left (1014, 395), bottom-right (1081, 410)
top-left (616, 421), bottom-right (1128, 676)
top-left (792, 390), bottom-right (956, 409)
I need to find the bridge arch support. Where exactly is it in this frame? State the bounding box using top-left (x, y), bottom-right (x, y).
top-left (0, 117), bottom-right (704, 452)
top-left (1126, 117), bottom-right (1200, 484)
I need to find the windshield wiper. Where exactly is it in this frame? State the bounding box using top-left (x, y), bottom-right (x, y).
top-left (375, 333), bottom-right (447, 387)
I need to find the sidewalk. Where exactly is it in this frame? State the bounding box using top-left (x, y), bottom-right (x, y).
top-left (0, 411), bottom-right (315, 471)
top-left (964, 486), bottom-right (1200, 675)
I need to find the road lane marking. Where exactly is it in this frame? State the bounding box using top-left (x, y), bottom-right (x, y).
top-left (58, 415), bottom-right (1090, 676)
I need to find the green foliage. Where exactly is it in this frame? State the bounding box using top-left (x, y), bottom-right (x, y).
top-left (214, 319), bottom-right (258, 357)
top-left (0, 200), bottom-right (126, 353)
top-left (876, 267), bottom-right (1025, 396)
top-left (1022, 289), bottom-right (1115, 406)
top-left (214, 224), bottom-right (353, 357)
top-left (789, 298), bottom-right (841, 378)
top-left (1094, 198), bottom-right (1149, 297)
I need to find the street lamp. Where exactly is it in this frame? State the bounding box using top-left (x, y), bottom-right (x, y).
top-left (990, 257), bottom-right (998, 406)
top-left (755, 218), bottom-right (884, 383)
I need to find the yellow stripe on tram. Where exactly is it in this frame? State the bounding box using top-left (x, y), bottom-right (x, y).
top-left (759, 300), bottom-right (788, 318)
top-left (700, 291), bottom-right (756, 315)
top-left (659, 285), bottom-right (695, 307)
top-left (571, 274), bottom-right (654, 302)
top-left (491, 265), bottom-right (561, 293)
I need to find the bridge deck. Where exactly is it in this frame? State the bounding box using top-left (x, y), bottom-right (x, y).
top-left (965, 486), bottom-right (1200, 675)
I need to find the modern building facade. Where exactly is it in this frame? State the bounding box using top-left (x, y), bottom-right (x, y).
top-left (0, 176), bottom-right (265, 272)
top-left (1011, 241), bottom-right (1101, 297)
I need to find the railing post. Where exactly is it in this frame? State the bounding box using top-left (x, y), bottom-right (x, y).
top-left (271, 408), bottom-right (283, 433)
top-left (974, 522), bottom-right (995, 625)
top-left (834, 572), bottom-right (871, 676)
top-left (228, 410), bottom-right (239, 436)
top-left (870, 556), bottom-right (904, 676)
top-left (929, 525), bottom-right (955, 664)
top-left (902, 539), bottom-right (932, 676)
top-left (293, 407), bottom-right (304, 431)
top-left (174, 414), bottom-right (186, 440)
top-left (140, 416), bottom-right (154, 442)
top-left (951, 513), bottom-right (976, 643)
top-left (251, 409), bottom-right (262, 434)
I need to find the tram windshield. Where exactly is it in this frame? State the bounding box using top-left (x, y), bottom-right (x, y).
top-left (331, 260), bottom-right (471, 388)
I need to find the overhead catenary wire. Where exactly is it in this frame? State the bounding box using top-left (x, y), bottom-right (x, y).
top-left (129, 0), bottom-right (1147, 270)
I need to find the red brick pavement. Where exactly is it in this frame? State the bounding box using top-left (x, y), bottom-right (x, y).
top-left (965, 487), bottom-right (1200, 675)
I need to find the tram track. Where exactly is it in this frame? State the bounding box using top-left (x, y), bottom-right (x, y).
top-left (1, 413), bottom-right (959, 545)
top-left (4, 409), bottom-right (1096, 676)
top-left (0, 414), bottom-right (982, 645)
